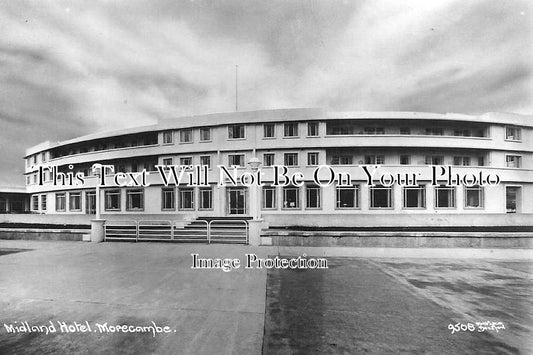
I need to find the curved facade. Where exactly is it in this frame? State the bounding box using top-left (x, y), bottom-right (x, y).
top-left (23, 109), bottom-right (533, 226)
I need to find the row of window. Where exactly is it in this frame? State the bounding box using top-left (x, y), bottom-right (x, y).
top-left (32, 185), bottom-right (484, 213)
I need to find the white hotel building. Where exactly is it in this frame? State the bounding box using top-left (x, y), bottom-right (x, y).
top-left (24, 108), bottom-right (532, 230)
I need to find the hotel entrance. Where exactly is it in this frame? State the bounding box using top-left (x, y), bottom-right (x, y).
top-left (227, 188), bottom-right (247, 215)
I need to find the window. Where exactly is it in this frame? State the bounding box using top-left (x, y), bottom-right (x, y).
top-left (69, 192), bottom-right (82, 211)
top-left (41, 152), bottom-right (46, 162)
top-left (477, 156), bottom-right (485, 166)
top-left (331, 155), bottom-right (353, 165)
top-left (336, 185), bottom-right (359, 208)
top-left (426, 128), bottom-right (443, 136)
top-left (162, 158), bottom-right (173, 166)
top-left (403, 186), bottom-right (426, 208)
top-left (163, 131), bottom-right (173, 144)
top-left (307, 122), bottom-right (319, 136)
top-left (200, 128), bottom-right (211, 141)
top-left (263, 124), bottom-right (275, 138)
top-left (326, 122), bottom-right (354, 135)
top-left (506, 155), bottom-right (522, 168)
top-left (453, 156), bottom-right (471, 166)
top-left (178, 188), bottom-right (194, 210)
top-left (263, 153), bottom-right (275, 167)
top-left (105, 190), bottom-right (121, 210)
top-left (400, 127), bottom-right (411, 135)
top-left (262, 186), bottom-right (277, 209)
top-left (364, 127), bottom-right (384, 135)
top-left (284, 123), bottom-right (299, 137)
top-left (200, 155), bottom-right (211, 168)
top-left (305, 185), bottom-right (321, 209)
top-left (365, 155), bottom-right (385, 164)
top-left (199, 187), bottom-right (212, 210)
top-left (31, 195), bottom-right (39, 211)
top-left (33, 155), bottom-right (37, 164)
top-left (55, 193), bottom-right (66, 212)
top-left (126, 189), bottom-right (144, 211)
top-left (435, 186), bottom-right (456, 208)
top-left (370, 185), bottom-right (393, 209)
top-left (400, 155), bottom-right (411, 165)
top-left (161, 188), bottom-right (175, 210)
top-left (228, 124), bottom-right (245, 139)
top-left (284, 153), bottom-right (298, 166)
top-left (180, 157), bottom-right (192, 166)
top-left (453, 129), bottom-right (471, 137)
top-left (41, 194), bottom-right (47, 211)
top-left (465, 186), bottom-right (484, 208)
top-left (425, 155), bottom-right (444, 165)
top-left (307, 152), bottom-right (319, 166)
top-left (228, 154), bottom-right (245, 167)
top-left (505, 126), bottom-right (521, 141)
top-left (283, 187), bottom-right (300, 209)
top-left (180, 129), bottom-right (193, 143)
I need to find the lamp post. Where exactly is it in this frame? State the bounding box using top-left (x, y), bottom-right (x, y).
top-left (247, 157), bottom-right (262, 220)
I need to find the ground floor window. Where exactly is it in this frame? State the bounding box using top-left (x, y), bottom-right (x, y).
top-left (262, 186), bottom-right (276, 209)
top-left (55, 193), bottom-right (66, 212)
top-left (69, 192), bottom-right (81, 211)
top-left (126, 189), bottom-right (144, 211)
top-left (403, 186), bottom-right (425, 208)
top-left (435, 186), bottom-right (455, 208)
top-left (105, 189), bottom-right (121, 211)
top-left (336, 185), bottom-right (359, 209)
top-left (283, 187), bottom-right (300, 209)
top-left (464, 186), bottom-right (483, 208)
top-left (306, 185), bottom-right (321, 209)
top-left (199, 187), bottom-right (213, 210)
top-left (31, 195), bottom-right (39, 211)
top-left (40, 194), bottom-right (47, 211)
top-left (179, 188), bottom-right (194, 210)
top-left (161, 188), bottom-right (175, 210)
top-left (370, 185), bottom-right (393, 209)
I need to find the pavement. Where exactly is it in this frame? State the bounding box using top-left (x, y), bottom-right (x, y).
top-left (0, 240), bottom-right (531, 354)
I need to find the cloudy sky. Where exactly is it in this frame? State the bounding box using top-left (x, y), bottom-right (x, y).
top-left (0, 0), bottom-right (531, 186)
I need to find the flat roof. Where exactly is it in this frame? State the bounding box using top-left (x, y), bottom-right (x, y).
top-left (25, 108), bottom-right (533, 156)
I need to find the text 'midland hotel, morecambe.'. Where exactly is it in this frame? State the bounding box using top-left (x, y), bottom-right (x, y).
top-left (23, 108), bottom-right (532, 229)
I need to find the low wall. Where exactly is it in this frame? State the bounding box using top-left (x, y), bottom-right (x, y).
top-left (0, 213), bottom-right (193, 226)
top-left (0, 228), bottom-right (86, 241)
top-left (263, 213), bottom-right (533, 228)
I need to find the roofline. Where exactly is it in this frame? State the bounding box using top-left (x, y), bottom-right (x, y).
top-left (25, 108), bottom-right (533, 156)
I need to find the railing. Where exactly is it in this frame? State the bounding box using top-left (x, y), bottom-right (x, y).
top-left (104, 220), bottom-right (138, 241)
top-left (103, 219), bottom-right (246, 244)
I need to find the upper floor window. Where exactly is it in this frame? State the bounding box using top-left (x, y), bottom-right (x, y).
top-left (163, 131), bottom-right (173, 144)
top-left (506, 155), bottom-right (522, 168)
top-left (284, 153), bottom-right (299, 166)
top-left (400, 155), bottom-right (411, 165)
top-left (425, 155), bottom-right (444, 165)
top-left (228, 154), bottom-right (245, 167)
top-left (200, 128), bottom-right (211, 141)
top-left (307, 122), bottom-right (319, 137)
top-left (331, 155), bottom-right (352, 165)
top-left (33, 155), bottom-right (37, 164)
top-left (228, 124), bottom-right (245, 139)
top-left (180, 129), bottom-right (193, 143)
top-left (426, 128), bottom-right (443, 136)
top-left (453, 156), bottom-right (471, 166)
top-left (263, 124), bottom-right (275, 138)
top-left (162, 158), bottom-right (173, 166)
top-left (284, 123), bottom-right (299, 137)
top-left (454, 129), bottom-right (471, 137)
top-left (200, 155), bottom-right (211, 168)
top-left (505, 126), bottom-right (521, 141)
top-left (364, 127), bottom-right (384, 135)
top-left (307, 152), bottom-right (319, 166)
top-left (365, 155), bottom-right (385, 164)
top-left (263, 153), bottom-right (275, 167)
top-left (41, 152), bottom-right (46, 162)
top-left (180, 157), bottom-right (192, 166)
top-left (399, 127), bottom-right (411, 135)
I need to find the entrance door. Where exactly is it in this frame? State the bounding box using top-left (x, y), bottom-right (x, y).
top-left (506, 186), bottom-right (521, 213)
top-left (227, 188), bottom-right (246, 215)
top-left (86, 191), bottom-right (96, 215)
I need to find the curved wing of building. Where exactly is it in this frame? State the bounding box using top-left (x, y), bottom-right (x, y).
top-left (23, 108), bottom-right (533, 227)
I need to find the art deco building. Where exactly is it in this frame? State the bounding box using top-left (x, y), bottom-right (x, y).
top-left (24, 109), bottom-right (532, 228)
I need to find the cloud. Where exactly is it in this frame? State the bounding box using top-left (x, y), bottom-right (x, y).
top-left (0, 0), bottom-right (531, 186)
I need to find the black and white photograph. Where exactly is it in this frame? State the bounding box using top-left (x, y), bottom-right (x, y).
top-left (0, 1), bottom-right (532, 354)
